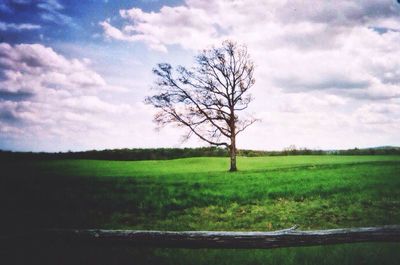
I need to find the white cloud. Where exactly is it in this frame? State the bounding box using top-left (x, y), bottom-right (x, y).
top-left (3, 0), bottom-right (399, 151)
top-left (0, 22), bottom-right (41, 31)
top-left (37, 0), bottom-right (64, 11)
top-left (100, 4), bottom-right (220, 52)
top-left (0, 42), bottom-right (155, 151)
top-left (99, 0), bottom-right (400, 149)
top-left (101, 1), bottom-right (400, 99)
top-left (101, 0), bottom-right (400, 50)
top-left (37, 0), bottom-right (73, 26)
top-left (0, 0), bottom-right (72, 25)
top-left (0, 43), bottom-right (106, 94)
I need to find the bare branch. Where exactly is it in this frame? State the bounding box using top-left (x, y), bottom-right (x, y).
top-left (145, 40), bottom-right (259, 171)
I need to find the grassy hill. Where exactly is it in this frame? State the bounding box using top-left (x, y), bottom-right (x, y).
top-left (1, 155), bottom-right (400, 264)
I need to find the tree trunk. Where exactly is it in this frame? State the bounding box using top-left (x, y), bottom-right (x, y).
top-left (229, 137), bottom-right (237, 172)
top-left (229, 108), bottom-right (237, 172)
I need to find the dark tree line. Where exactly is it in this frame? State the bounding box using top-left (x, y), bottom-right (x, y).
top-left (1, 147), bottom-right (398, 162)
top-left (0, 147), bottom-right (228, 161)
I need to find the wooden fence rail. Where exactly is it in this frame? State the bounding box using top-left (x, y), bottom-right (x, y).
top-left (3, 225), bottom-right (400, 249)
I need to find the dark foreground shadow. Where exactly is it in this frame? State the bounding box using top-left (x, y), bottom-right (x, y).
top-left (1, 242), bottom-right (400, 265)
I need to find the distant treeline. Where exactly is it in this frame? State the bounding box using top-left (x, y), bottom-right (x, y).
top-left (330, 147), bottom-right (400, 156)
top-left (0, 147), bottom-right (228, 161)
top-left (239, 146), bottom-right (400, 156)
top-left (0, 146), bottom-right (399, 161)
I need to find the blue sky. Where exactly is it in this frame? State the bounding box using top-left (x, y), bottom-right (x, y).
top-left (0, 0), bottom-right (400, 152)
top-left (0, 0), bottom-right (181, 43)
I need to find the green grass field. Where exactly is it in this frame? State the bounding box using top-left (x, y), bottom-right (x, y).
top-left (1, 155), bottom-right (400, 264)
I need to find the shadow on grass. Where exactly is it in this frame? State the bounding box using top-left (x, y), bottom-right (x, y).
top-left (2, 243), bottom-right (400, 265)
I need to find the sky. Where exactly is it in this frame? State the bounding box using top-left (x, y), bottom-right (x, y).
top-left (0, 0), bottom-right (400, 152)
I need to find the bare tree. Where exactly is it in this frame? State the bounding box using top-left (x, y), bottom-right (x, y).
top-left (145, 40), bottom-right (257, 171)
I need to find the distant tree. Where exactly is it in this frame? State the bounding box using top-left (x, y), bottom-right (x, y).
top-left (145, 40), bottom-right (258, 171)
top-left (283, 145), bottom-right (297, 155)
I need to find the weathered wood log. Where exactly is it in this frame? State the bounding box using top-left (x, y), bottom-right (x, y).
top-left (4, 225), bottom-right (400, 249)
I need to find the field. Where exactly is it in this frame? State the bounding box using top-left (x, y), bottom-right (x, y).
top-left (1, 155), bottom-right (400, 264)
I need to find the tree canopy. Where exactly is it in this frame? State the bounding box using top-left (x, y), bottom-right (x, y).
top-left (146, 40), bottom-right (257, 171)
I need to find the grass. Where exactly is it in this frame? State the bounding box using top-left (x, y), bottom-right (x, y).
top-left (27, 155), bottom-right (400, 177)
top-left (1, 155), bottom-right (400, 264)
top-left (4, 243), bottom-right (400, 265)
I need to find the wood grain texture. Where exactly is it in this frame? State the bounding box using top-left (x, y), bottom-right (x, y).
top-left (6, 225), bottom-right (400, 249)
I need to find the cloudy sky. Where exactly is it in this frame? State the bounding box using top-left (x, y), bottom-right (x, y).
top-left (0, 0), bottom-right (399, 152)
